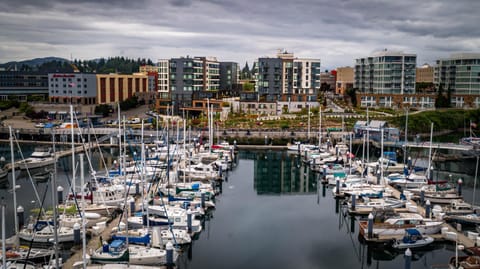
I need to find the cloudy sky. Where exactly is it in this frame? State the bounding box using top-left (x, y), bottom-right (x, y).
top-left (1, 0), bottom-right (479, 70)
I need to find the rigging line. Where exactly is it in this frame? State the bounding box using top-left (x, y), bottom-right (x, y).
top-left (23, 181), bottom-right (50, 266)
top-left (58, 152), bottom-right (83, 218)
top-left (12, 132), bottom-right (43, 214)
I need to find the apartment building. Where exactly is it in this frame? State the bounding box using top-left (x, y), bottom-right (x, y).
top-left (168, 56), bottom-right (220, 114)
top-left (219, 62), bottom-right (240, 95)
top-left (354, 50), bottom-right (417, 108)
top-left (255, 50), bottom-right (320, 104)
top-left (434, 53), bottom-right (480, 108)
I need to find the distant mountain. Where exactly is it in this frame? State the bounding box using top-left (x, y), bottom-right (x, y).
top-left (0, 57), bottom-right (69, 70)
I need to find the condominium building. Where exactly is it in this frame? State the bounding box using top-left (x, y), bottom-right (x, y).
top-left (168, 56), bottom-right (219, 114)
top-left (335, 67), bottom-right (354, 95)
top-left (434, 53), bottom-right (480, 108)
top-left (96, 73), bottom-right (148, 104)
top-left (354, 50), bottom-right (417, 108)
top-left (219, 62), bottom-right (240, 94)
top-left (48, 73), bottom-right (97, 104)
top-left (255, 50), bottom-right (320, 103)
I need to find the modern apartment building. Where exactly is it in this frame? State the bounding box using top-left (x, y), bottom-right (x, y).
top-left (96, 73), bottom-right (148, 104)
top-left (48, 73), bottom-right (97, 104)
top-left (434, 53), bottom-right (480, 108)
top-left (335, 67), bottom-right (354, 95)
top-left (0, 71), bottom-right (49, 101)
top-left (354, 50), bottom-right (417, 108)
top-left (255, 50), bottom-right (320, 103)
top-left (219, 62), bottom-right (240, 95)
top-left (168, 56), bottom-right (220, 114)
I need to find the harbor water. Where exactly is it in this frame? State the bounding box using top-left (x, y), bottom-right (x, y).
top-left (1, 147), bottom-right (479, 268)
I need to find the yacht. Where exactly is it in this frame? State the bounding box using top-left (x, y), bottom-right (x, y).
top-left (16, 147), bottom-right (55, 170)
top-left (359, 213), bottom-right (443, 237)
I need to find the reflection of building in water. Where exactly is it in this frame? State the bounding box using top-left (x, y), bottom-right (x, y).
top-left (249, 151), bottom-right (317, 194)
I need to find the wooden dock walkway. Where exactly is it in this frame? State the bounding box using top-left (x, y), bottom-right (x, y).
top-left (63, 213), bottom-right (122, 268)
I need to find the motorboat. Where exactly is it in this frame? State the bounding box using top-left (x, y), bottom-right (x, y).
top-left (391, 228), bottom-right (434, 249)
top-left (16, 147), bottom-right (55, 170)
top-left (359, 213), bottom-right (443, 237)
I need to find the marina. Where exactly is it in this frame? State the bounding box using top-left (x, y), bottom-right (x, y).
top-left (1, 130), bottom-right (480, 268)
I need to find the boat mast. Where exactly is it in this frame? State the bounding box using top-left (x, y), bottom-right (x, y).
top-left (307, 104), bottom-right (310, 142)
top-left (9, 126), bottom-right (18, 240)
top-left (80, 153), bottom-right (87, 269)
top-left (51, 130), bottom-right (60, 269)
top-left (404, 108), bottom-right (409, 165)
top-left (70, 105), bottom-right (76, 205)
top-left (318, 106), bottom-right (322, 149)
top-left (2, 198), bottom-right (6, 268)
top-left (366, 107), bottom-right (370, 164)
top-left (426, 123), bottom-right (433, 181)
top-left (473, 155), bottom-right (479, 205)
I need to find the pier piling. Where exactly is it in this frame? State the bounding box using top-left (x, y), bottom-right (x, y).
top-left (57, 186), bottom-right (64, 205)
top-left (367, 213), bottom-right (373, 239)
top-left (404, 248), bottom-right (412, 269)
top-left (425, 200), bottom-right (431, 218)
top-left (73, 223), bottom-right (80, 245)
top-left (16, 205), bottom-right (24, 230)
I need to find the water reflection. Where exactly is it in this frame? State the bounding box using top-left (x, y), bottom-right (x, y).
top-left (239, 150), bottom-right (318, 194)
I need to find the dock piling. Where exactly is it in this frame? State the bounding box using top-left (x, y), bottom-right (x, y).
top-left (73, 223), bottom-right (80, 245)
top-left (404, 248), bottom-right (412, 269)
top-left (458, 179), bottom-right (463, 196)
top-left (187, 209), bottom-right (192, 233)
top-left (57, 186), bottom-right (64, 205)
top-left (16, 205), bottom-right (24, 229)
top-left (166, 242), bottom-right (174, 265)
top-left (425, 200), bottom-right (431, 218)
top-left (367, 213), bottom-right (373, 239)
top-left (351, 194), bottom-right (356, 212)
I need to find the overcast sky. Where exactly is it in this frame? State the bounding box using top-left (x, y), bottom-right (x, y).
top-left (1, 0), bottom-right (479, 70)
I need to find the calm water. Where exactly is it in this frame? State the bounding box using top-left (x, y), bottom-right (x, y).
top-left (177, 150), bottom-right (466, 269)
top-left (1, 148), bottom-right (479, 268)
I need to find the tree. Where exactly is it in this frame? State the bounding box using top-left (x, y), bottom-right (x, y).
top-left (435, 84), bottom-right (449, 108)
top-left (243, 82), bottom-right (254, 92)
top-left (241, 62), bottom-right (251, 80)
top-left (346, 88), bottom-right (357, 107)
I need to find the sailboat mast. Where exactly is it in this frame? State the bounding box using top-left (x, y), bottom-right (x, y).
top-left (9, 126), bottom-right (18, 236)
top-left (51, 130), bottom-right (60, 269)
top-left (70, 105), bottom-right (76, 201)
top-left (404, 108), bottom-right (409, 164)
top-left (141, 120), bottom-right (149, 230)
top-left (2, 199), bottom-right (6, 267)
top-left (307, 104), bottom-right (310, 141)
top-left (366, 107), bottom-right (370, 163)
top-left (427, 123), bottom-right (434, 180)
top-left (118, 103), bottom-right (122, 175)
top-left (80, 153), bottom-right (87, 269)
top-left (318, 107), bottom-right (322, 148)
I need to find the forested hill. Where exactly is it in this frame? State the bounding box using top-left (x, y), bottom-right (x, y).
top-left (1, 56), bottom-right (154, 74)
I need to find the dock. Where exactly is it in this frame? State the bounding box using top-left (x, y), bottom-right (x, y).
top-left (356, 184), bottom-right (477, 248)
top-left (63, 214), bottom-right (122, 268)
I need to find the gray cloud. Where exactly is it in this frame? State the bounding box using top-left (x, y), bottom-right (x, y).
top-left (0, 0), bottom-right (479, 69)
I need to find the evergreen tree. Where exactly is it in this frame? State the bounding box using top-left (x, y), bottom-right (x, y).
top-left (241, 62), bottom-right (251, 79)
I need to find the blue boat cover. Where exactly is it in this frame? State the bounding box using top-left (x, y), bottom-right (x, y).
top-left (110, 239), bottom-right (125, 249)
